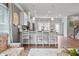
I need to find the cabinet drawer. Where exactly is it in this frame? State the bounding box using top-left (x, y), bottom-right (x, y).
top-left (49, 40), bottom-right (55, 44)
top-left (21, 39), bottom-right (31, 44)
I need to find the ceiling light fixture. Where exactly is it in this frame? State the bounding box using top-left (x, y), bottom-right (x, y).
top-left (33, 17), bottom-right (35, 21)
top-left (51, 17), bottom-right (54, 21)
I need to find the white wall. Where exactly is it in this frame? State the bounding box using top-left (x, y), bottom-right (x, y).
top-left (53, 17), bottom-right (68, 37)
top-left (62, 17), bottom-right (68, 37)
top-left (20, 12), bottom-right (28, 25)
top-left (53, 18), bottom-right (64, 35)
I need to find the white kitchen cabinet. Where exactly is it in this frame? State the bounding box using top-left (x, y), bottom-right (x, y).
top-left (20, 31), bottom-right (57, 45)
top-left (30, 31), bottom-right (37, 44)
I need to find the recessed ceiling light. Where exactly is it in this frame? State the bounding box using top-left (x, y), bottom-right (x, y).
top-left (51, 17), bottom-right (54, 21)
top-left (33, 17), bottom-right (35, 21)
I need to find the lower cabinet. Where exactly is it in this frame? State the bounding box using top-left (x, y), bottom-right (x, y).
top-left (21, 31), bottom-right (57, 44)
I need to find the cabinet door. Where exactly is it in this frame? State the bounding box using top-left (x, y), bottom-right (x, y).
top-left (30, 32), bottom-right (36, 44)
top-left (42, 32), bottom-right (49, 44)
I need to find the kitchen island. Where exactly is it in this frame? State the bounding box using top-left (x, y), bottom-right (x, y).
top-left (20, 31), bottom-right (58, 46)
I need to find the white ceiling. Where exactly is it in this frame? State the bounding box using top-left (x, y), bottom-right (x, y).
top-left (19, 3), bottom-right (79, 17)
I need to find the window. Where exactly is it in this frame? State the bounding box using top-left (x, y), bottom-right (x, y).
top-left (0, 6), bottom-right (5, 24)
top-left (38, 23), bottom-right (50, 31)
top-left (0, 4), bottom-right (9, 33)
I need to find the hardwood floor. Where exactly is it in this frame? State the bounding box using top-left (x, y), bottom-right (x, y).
top-left (58, 36), bottom-right (79, 48)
